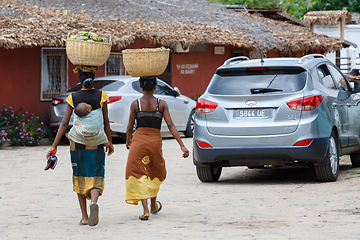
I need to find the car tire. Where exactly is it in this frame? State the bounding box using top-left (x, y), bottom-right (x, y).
top-left (196, 164), bottom-right (222, 182)
top-left (184, 109), bottom-right (195, 138)
top-left (315, 131), bottom-right (339, 182)
top-left (350, 152), bottom-right (360, 167)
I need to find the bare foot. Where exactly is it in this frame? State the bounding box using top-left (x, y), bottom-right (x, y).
top-left (79, 219), bottom-right (88, 225)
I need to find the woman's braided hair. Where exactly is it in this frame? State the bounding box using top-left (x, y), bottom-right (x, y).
top-left (140, 76), bottom-right (157, 91)
top-left (78, 70), bottom-right (95, 89)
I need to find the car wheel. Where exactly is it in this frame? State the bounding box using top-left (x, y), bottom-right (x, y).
top-left (196, 164), bottom-right (222, 182)
top-left (184, 109), bottom-right (195, 137)
top-left (315, 131), bottom-right (339, 182)
top-left (350, 152), bottom-right (360, 167)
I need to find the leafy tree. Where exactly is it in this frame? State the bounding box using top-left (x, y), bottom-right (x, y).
top-left (212, 0), bottom-right (360, 18)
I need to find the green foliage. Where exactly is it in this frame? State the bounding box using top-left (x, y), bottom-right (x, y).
top-left (191, 93), bottom-right (202, 101)
top-left (212, 0), bottom-right (360, 19)
top-left (0, 104), bottom-right (46, 147)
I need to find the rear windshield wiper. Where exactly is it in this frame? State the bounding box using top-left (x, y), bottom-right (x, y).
top-left (250, 88), bottom-right (283, 94)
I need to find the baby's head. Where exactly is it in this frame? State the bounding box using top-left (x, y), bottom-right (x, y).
top-left (75, 102), bottom-right (92, 117)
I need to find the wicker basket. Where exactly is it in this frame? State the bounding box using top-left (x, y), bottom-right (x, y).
top-left (122, 48), bottom-right (170, 77)
top-left (66, 38), bottom-right (112, 66)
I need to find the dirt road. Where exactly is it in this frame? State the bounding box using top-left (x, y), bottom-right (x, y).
top-left (1, 137), bottom-right (360, 239)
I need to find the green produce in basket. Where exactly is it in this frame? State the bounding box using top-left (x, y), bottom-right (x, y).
top-left (76, 35), bottom-right (90, 41)
top-left (78, 31), bottom-right (89, 37)
top-left (88, 32), bottom-right (101, 42)
top-left (69, 31), bottom-right (108, 43)
top-left (69, 35), bottom-right (79, 40)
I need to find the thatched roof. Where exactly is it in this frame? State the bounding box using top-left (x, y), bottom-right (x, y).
top-left (0, 0), bottom-right (344, 52)
top-left (303, 10), bottom-right (352, 25)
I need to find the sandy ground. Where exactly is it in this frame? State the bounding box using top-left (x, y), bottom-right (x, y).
top-left (1, 137), bottom-right (360, 239)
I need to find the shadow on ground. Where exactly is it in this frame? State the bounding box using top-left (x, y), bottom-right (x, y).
top-left (215, 163), bottom-right (355, 185)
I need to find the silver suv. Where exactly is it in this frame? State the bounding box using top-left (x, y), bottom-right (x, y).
top-left (193, 54), bottom-right (360, 182)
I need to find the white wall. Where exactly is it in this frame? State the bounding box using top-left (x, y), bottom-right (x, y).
top-left (342, 25), bottom-right (360, 70)
top-left (313, 23), bottom-right (360, 73)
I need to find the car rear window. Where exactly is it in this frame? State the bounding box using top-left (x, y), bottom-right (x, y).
top-left (67, 80), bottom-right (125, 92)
top-left (208, 69), bottom-right (307, 95)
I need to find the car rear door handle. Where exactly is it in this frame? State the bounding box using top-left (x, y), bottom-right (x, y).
top-left (347, 102), bottom-right (351, 107)
top-left (332, 102), bottom-right (337, 107)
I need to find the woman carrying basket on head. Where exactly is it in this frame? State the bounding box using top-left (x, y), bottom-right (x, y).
top-left (125, 76), bottom-right (189, 220)
top-left (46, 66), bottom-right (114, 227)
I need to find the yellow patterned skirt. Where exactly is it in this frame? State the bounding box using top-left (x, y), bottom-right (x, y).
top-left (70, 140), bottom-right (105, 200)
top-left (125, 127), bottom-right (166, 205)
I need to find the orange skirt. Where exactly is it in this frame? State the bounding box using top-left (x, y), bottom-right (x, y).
top-left (125, 127), bottom-right (166, 205)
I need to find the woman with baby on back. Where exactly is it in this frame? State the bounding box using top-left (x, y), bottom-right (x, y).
top-left (47, 65), bottom-right (114, 227)
top-left (125, 76), bottom-right (189, 220)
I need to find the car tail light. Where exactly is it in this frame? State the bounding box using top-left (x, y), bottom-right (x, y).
top-left (52, 98), bottom-right (64, 106)
top-left (108, 96), bottom-right (122, 104)
top-left (246, 67), bottom-right (269, 71)
top-left (197, 141), bottom-right (212, 148)
top-left (196, 99), bottom-right (218, 113)
top-left (293, 139), bottom-right (313, 146)
top-left (286, 95), bottom-right (324, 111)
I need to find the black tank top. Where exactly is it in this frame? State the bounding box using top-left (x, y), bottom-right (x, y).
top-left (136, 98), bottom-right (163, 129)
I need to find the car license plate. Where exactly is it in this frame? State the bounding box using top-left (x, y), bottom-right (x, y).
top-left (233, 109), bottom-right (272, 118)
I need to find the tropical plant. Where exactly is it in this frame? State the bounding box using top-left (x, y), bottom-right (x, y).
top-left (0, 104), bottom-right (46, 147)
top-left (212, 0), bottom-right (360, 19)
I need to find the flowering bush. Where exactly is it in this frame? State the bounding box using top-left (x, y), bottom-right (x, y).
top-left (0, 104), bottom-right (46, 147)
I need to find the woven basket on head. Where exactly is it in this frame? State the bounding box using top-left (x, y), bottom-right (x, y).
top-left (122, 48), bottom-right (170, 77)
top-left (66, 38), bottom-right (112, 66)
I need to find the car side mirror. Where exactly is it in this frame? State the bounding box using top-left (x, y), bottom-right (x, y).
top-left (173, 87), bottom-right (180, 97)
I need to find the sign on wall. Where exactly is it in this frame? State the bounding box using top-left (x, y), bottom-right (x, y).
top-left (176, 64), bottom-right (198, 74)
top-left (214, 46), bottom-right (225, 55)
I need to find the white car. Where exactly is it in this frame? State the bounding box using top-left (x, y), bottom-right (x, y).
top-left (50, 76), bottom-right (196, 140)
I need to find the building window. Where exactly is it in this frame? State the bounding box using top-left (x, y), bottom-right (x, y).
top-left (231, 49), bottom-right (247, 57)
top-left (189, 44), bottom-right (207, 52)
top-left (280, 51), bottom-right (292, 57)
top-left (106, 53), bottom-right (127, 76)
top-left (41, 48), bottom-right (68, 101)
